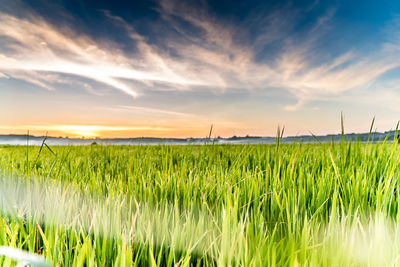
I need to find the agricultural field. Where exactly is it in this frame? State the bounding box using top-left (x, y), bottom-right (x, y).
top-left (1, 139), bottom-right (400, 266)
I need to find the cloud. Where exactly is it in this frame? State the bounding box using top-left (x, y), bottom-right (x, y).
top-left (154, 1), bottom-right (400, 104)
top-left (0, 72), bottom-right (9, 79)
top-left (327, 78), bottom-right (400, 113)
top-left (0, 11), bottom-right (211, 97)
top-left (279, 51), bottom-right (398, 110)
top-left (0, 2), bottom-right (399, 111)
top-left (2, 70), bottom-right (65, 91)
top-left (108, 105), bottom-right (198, 118)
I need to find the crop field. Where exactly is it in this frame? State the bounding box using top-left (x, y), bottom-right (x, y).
top-left (1, 139), bottom-right (400, 266)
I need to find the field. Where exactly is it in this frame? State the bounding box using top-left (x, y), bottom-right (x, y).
top-left (1, 139), bottom-right (400, 266)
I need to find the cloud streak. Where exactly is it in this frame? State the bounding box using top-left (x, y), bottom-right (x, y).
top-left (0, 2), bottom-right (399, 111)
top-left (108, 105), bottom-right (198, 118)
top-left (0, 11), bottom-right (212, 97)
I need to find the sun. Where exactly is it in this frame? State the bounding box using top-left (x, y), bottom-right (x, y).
top-left (56, 125), bottom-right (100, 138)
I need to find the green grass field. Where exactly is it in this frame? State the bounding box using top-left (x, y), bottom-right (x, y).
top-left (1, 139), bottom-right (400, 266)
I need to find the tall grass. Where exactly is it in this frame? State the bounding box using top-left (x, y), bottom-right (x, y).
top-left (1, 138), bottom-right (400, 266)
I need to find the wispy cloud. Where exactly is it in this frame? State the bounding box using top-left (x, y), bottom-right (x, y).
top-left (0, 72), bottom-right (9, 79)
top-left (0, 11), bottom-right (211, 97)
top-left (108, 105), bottom-right (198, 118)
top-left (0, 2), bottom-right (399, 111)
top-left (155, 1), bottom-right (400, 110)
top-left (325, 78), bottom-right (400, 113)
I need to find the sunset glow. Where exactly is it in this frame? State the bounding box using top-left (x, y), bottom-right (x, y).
top-left (0, 125), bottom-right (177, 138)
top-left (54, 125), bottom-right (100, 138)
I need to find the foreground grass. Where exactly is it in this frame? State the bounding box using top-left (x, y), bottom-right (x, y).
top-left (0, 140), bottom-right (400, 266)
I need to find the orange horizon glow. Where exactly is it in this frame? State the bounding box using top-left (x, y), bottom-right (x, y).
top-left (0, 124), bottom-right (248, 139)
top-left (0, 121), bottom-right (394, 140)
top-left (0, 125), bottom-right (180, 139)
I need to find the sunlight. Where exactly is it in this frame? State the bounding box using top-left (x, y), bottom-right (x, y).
top-left (0, 124), bottom-right (176, 138)
top-left (55, 125), bottom-right (100, 138)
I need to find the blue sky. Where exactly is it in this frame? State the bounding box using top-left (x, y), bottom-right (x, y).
top-left (0, 0), bottom-right (399, 138)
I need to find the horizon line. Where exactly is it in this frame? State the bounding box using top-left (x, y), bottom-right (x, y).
top-left (0, 130), bottom-right (397, 141)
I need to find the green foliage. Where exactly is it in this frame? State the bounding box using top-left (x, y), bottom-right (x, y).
top-left (0, 141), bottom-right (400, 266)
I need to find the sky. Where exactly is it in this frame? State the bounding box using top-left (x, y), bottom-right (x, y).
top-left (0, 0), bottom-right (400, 138)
